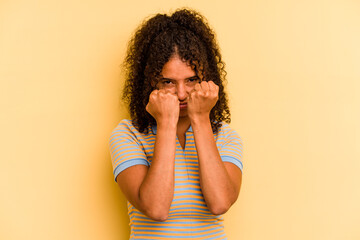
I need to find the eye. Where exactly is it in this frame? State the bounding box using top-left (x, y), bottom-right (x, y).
top-left (157, 78), bottom-right (175, 89)
top-left (188, 77), bottom-right (200, 83)
top-left (162, 80), bottom-right (173, 84)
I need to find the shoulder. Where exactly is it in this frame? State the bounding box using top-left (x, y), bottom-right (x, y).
top-left (109, 119), bottom-right (138, 144)
top-left (217, 123), bottom-right (242, 141)
top-left (109, 119), bottom-right (154, 144)
top-left (110, 119), bottom-right (141, 137)
top-left (111, 119), bottom-right (136, 133)
top-left (215, 122), bottom-right (244, 151)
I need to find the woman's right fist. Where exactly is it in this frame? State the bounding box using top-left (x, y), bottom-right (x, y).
top-left (146, 89), bottom-right (180, 125)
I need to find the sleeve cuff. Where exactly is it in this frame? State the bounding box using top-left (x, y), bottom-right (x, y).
top-left (221, 156), bottom-right (243, 173)
top-left (113, 159), bottom-right (150, 182)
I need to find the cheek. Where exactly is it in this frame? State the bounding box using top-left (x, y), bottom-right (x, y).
top-left (186, 85), bottom-right (196, 93)
top-left (167, 88), bottom-right (176, 94)
top-left (159, 84), bottom-right (176, 93)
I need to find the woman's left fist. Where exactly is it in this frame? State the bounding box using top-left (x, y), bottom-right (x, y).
top-left (187, 81), bottom-right (219, 120)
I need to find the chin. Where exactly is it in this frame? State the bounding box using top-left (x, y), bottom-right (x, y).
top-left (179, 111), bottom-right (188, 118)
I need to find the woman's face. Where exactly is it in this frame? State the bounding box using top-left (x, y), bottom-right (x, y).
top-left (156, 54), bottom-right (201, 118)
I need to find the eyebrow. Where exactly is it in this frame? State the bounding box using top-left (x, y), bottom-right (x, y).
top-left (160, 75), bottom-right (199, 81)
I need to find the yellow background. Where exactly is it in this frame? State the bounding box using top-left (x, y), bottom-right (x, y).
top-left (1, 0), bottom-right (359, 239)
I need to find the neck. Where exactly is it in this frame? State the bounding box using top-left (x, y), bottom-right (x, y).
top-left (176, 116), bottom-right (191, 136)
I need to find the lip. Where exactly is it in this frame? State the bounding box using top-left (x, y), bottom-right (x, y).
top-left (179, 103), bottom-right (187, 109)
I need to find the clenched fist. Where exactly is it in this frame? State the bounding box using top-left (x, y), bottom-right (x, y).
top-left (146, 89), bottom-right (180, 126)
top-left (187, 81), bottom-right (219, 120)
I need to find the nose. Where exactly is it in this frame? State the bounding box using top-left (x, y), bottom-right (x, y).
top-left (176, 82), bottom-right (188, 101)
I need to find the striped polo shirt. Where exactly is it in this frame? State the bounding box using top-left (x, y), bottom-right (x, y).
top-left (109, 119), bottom-right (243, 240)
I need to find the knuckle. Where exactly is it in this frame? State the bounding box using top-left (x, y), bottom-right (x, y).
top-left (150, 91), bottom-right (157, 97)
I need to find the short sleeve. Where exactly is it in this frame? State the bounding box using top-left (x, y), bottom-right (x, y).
top-left (218, 125), bottom-right (244, 173)
top-left (109, 120), bottom-right (149, 181)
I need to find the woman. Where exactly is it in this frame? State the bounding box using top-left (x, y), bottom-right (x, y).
top-left (109, 8), bottom-right (243, 239)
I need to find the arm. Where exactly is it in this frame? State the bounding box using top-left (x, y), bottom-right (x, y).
top-left (116, 90), bottom-right (179, 221)
top-left (191, 116), bottom-right (242, 215)
top-left (188, 81), bottom-right (242, 215)
top-left (116, 123), bottom-right (176, 221)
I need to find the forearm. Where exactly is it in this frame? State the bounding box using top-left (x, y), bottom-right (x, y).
top-left (191, 116), bottom-right (238, 215)
top-left (138, 122), bottom-right (176, 220)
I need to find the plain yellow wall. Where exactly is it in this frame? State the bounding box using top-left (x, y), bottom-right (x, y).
top-left (1, 0), bottom-right (359, 239)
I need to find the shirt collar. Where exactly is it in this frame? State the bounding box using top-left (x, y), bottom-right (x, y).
top-left (151, 124), bottom-right (193, 134)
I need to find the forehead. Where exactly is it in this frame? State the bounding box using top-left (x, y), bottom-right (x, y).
top-left (160, 55), bottom-right (196, 79)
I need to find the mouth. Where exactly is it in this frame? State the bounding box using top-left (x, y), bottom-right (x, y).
top-left (179, 102), bottom-right (187, 109)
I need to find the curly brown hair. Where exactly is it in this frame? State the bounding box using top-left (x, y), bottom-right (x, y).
top-left (122, 8), bottom-right (230, 133)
